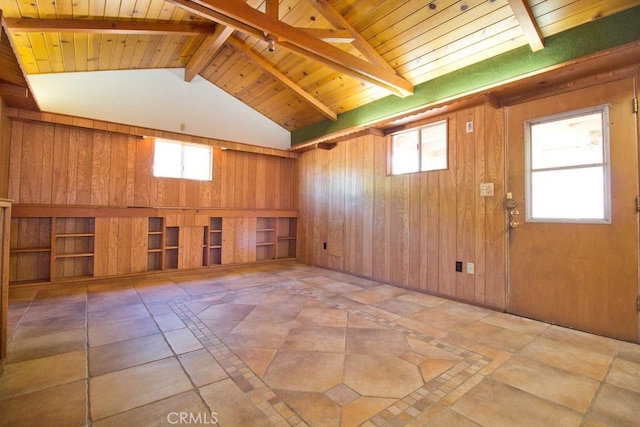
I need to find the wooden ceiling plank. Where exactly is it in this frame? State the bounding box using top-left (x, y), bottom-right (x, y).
top-left (169, 0), bottom-right (413, 97)
top-left (3, 18), bottom-right (218, 35)
top-left (277, 39), bottom-right (407, 97)
top-left (295, 28), bottom-right (354, 43)
top-left (305, 0), bottom-right (395, 73)
top-left (227, 35), bottom-right (337, 121)
top-left (185, 25), bottom-right (235, 82)
top-left (507, 0), bottom-right (544, 51)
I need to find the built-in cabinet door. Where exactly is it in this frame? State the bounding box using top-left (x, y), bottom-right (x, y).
top-left (506, 78), bottom-right (639, 342)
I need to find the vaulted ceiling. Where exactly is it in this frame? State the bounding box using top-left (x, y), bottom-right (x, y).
top-left (1, 0), bottom-right (639, 135)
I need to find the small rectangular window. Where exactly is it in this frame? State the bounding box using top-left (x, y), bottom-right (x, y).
top-left (390, 120), bottom-right (447, 175)
top-left (525, 105), bottom-right (610, 223)
top-left (153, 138), bottom-right (212, 181)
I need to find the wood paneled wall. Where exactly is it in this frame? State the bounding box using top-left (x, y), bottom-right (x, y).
top-left (0, 99), bottom-right (10, 199)
top-left (297, 104), bottom-right (507, 309)
top-left (8, 120), bottom-right (297, 209)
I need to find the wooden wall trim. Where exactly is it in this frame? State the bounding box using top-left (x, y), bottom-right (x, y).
top-left (5, 108), bottom-right (297, 159)
top-left (12, 204), bottom-right (298, 218)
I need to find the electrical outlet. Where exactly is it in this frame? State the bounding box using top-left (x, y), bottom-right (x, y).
top-left (466, 262), bottom-right (475, 274)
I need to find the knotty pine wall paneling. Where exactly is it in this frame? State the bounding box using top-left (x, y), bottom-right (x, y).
top-left (297, 104), bottom-right (507, 310)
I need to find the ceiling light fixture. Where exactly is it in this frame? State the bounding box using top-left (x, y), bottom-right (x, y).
top-left (266, 36), bottom-right (276, 52)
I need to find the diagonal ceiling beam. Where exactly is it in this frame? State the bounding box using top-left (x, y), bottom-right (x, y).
top-left (305, 0), bottom-right (395, 73)
top-left (185, 25), bottom-right (235, 82)
top-left (3, 18), bottom-right (217, 35)
top-left (168, 0), bottom-right (413, 97)
top-left (227, 36), bottom-right (337, 121)
top-left (265, 0), bottom-right (279, 20)
top-left (169, 0), bottom-right (266, 40)
top-left (507, 0), bottom-right (544, 51)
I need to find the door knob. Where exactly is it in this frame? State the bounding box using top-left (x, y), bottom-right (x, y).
top-left (509, 220), bottom-right (520, 229)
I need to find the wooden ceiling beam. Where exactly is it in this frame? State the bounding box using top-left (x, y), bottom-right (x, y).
top-left (170, 0), bottom-right (413, 97)
top-left (227, 36), bottom-right (337, 121)
top-left (185, 25), bottom-right (235, 82)
top-left (3, 18), bottom-right (217, 35)
top-left (306, 0), bottom-right (395, 73)
top-left (167, 0), bottom-right (265, 40)
top-left (507, 0), bottom-right (544, 51)
top-left (265, 0), bottom-right (279, 20)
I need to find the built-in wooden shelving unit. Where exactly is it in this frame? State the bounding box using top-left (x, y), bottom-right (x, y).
top-left (148, 217), bottom-right (163, 271)
top-left (165, 226), bottom-right (179, 269)
top-left (53, 217), bottom-right (95, 280)
top-left (8, 206), bottom-right (298, 286)
top-left (277, 217), bottom-right (297, 259)
top-left (206, 217), bottom-right (223, 266)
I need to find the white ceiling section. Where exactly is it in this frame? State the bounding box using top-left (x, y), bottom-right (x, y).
top-left (27, 68), bottom-right (291, 150)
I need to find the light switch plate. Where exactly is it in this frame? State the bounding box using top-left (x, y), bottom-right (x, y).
top-left (466, 262), bottom-right (475, 274)
top-left (479, 182), bottom-right (494, 197)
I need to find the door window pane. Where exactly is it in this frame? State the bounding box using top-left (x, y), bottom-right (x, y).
top-left (531, 112), bottom-right (604, 169)
top-left (526, 106), bottom-right (610, 223)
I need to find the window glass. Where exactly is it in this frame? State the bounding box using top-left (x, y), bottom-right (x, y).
top-left (153, 138), bottom-right (213, 181)
top-left (420, 121), bottom-right (448, 171)
top-left (391, 130), bottom-right (419, 175)
top-left (530, 112), bottom-right (604, 169)
top-left (526, 106), bottom-right (609, 223)
top-left (390, 119), bottom-right (447, 175)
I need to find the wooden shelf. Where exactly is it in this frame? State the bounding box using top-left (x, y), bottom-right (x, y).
top-left (10, 248), bottom-right (51, 254)
top-left (56, 233), bottom-right (94, 238)
top-left (56, 253), bottom-right (94, 259)
top-left (205, 218), bottom-right (223, 266)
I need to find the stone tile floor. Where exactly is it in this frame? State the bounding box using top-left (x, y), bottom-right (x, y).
top-left (1, 261), bottom-right (639, 426)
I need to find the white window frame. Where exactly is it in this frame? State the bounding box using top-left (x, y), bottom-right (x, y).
top-left (153, 138), bottom-right (213, 181)
top-left (524, 104), bottom-right (611, 224)
top-left (389, 119), bottom-right (448, 175)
